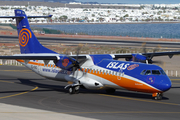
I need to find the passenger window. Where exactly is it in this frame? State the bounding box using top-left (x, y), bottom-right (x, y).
top-left (140, 70), bottom-right (146, 75)
top-left (145, 70), bottom-right (151, 75)
top-left (104, 70), bottom-right (106, 74)
top-left (152, 70), bottom-right (161, 75)
top-left (160, 70), bottom-right (166, 75)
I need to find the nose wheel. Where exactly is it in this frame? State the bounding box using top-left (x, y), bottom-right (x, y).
top-left (153, 93), bottom-right (163, 100)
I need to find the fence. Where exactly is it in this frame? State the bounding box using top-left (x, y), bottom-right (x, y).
top-left (165, 70), bottom-right (179, 77)
top-left (0, 59), bottom-right (22, 66)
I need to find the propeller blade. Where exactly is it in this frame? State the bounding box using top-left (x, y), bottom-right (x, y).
top-left (142, 42), bottom-right (147, 55)
top-left (78, 58), bottom-right (88, 66)
top-left (149, 46), bottom-right (159, 60)
top-left (72, 67), bottom-right (76, 76)
top-left (63, 44), bottom-right (87, 78)
top-left (65, 64), bottom-right (74, 70)
top-left (76, 45), bottom-right (82, 61)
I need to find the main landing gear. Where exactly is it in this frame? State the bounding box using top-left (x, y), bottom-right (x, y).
top-left (68, 85), bottom-right (80, 94)
top-left (152, 93), bottom-right (163, 100)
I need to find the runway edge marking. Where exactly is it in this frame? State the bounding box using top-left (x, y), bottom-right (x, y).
top-left (99, 94), bottom-right (180, 106)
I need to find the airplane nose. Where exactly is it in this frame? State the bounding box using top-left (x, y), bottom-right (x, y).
top-left (160, 79), bottom-right (172, 91)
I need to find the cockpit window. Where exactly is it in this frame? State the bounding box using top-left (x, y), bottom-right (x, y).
top-left (140, 70), bottom-right (146, 75)
top-left (160, 70), bottom-right (166, 75)
top-left (142, 70), bottom-right (166, 75)
top-left (145, 70), bottom-right (151, 75)
top-left (152, 70), bottom-right (161, 75)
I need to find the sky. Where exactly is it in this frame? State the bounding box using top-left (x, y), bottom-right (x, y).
top-left (79, 0), bottom-right (180, 4)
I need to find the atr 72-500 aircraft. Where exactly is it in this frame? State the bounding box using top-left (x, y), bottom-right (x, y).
top-left (0, 9), bottom-right (179, 100)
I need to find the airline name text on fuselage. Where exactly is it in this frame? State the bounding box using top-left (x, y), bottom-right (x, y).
top-left (106, 62), bottom-right (130, 70)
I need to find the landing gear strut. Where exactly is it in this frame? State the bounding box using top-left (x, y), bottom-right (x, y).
top-left (69, 86), bottom-right (80, 94)
top-left (153, 93), bottom-right (163, 100)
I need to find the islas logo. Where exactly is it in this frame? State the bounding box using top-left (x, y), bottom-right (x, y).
top-left (106, 62), bottom-right (129, 70)
top-left (127, 64), bottom-right (139, 70)
top-left (19, 28), bottom-right (32, 47)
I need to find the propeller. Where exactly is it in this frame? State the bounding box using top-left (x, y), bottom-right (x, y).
top-left (130, 43), bottom-right (163, 64)
top-left (65, 45), bottom-right (87, 76)
top-left (141, 43), bottom-right (162, 64)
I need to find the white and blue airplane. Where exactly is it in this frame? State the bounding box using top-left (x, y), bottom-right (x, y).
top-left (0, 9), bottom-right (179, 100)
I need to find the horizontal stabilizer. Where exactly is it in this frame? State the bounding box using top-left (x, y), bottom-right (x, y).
top-left (0, 16), bottom-right (24, 19)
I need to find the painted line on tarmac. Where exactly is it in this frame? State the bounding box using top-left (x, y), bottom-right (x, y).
top-left (172, 82), bottom-right (180, 84)
top-left (99, 94), bottom-right (180, 106)
top-left (0, 80), bottom-right (14, 83)
top-left (171, 79), bottom-right (180, 81)
top-left (0, 86), bottom-right (38, 99)
top-left (0, 70), bottom-right (31, 72)
top-left (0, 69), bottom-right (32, 73)
top-left (0, 79), bottom-right (38, 99)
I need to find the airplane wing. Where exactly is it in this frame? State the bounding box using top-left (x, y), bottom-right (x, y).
top-left (113, 51), bottom-right (180, 59)
top-left (142, 51), bottom-right (180, 58)
top-left (0, 54), bottom-right (87, 60)
top-left (0, 54), bottom-right (59, 60)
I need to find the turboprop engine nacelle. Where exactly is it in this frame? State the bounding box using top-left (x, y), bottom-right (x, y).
top-left (125, 54), bottom-right (147, 63)
top-left (55, 56), bottom-right (76, 71)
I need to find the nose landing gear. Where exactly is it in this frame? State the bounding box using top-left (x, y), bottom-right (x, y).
top-left (152, 93), bottom-right (163, 100)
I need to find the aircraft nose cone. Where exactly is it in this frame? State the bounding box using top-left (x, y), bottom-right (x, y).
top-left (160, 79), bottom-right (172, 91)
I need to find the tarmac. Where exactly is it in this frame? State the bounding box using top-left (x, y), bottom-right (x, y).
top-left (0, 65), bottom-right (180, 120)
top-left (0, 103), bottom-right (97, 120)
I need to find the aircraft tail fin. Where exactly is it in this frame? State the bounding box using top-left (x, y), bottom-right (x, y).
top-left (0, 9), bottom-right (56, 54)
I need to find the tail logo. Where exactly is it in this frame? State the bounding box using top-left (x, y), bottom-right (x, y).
top-left (19, 28), bottom-right (32, 47)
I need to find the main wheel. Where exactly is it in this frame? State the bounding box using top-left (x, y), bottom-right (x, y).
top-left (74, 86), bottom-right (80, 94)
top-left (69, 87), bottom-right (75, 94)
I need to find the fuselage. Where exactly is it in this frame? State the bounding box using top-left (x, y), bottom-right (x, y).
top-left (17, 54), bottom-right (171, 94)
